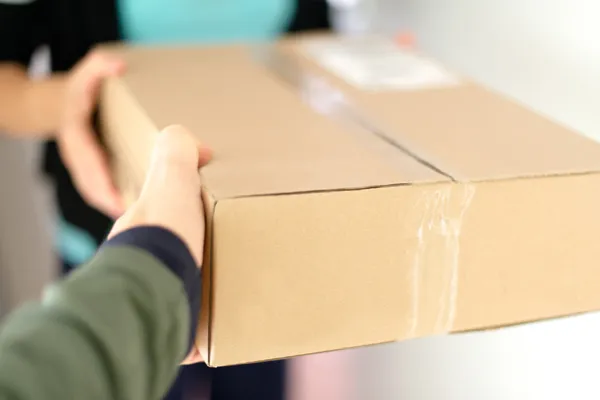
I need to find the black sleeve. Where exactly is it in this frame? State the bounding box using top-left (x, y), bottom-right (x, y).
top-left (287, 0), bottom-right (332, 32)
top-left (0, 0), bottom-right (45, 66)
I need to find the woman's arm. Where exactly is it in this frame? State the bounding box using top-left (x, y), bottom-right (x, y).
top-left (0, 1), bottom-right (60, 136)
top-left (1, 1), bottom-right (127, 216)
top-left (0, 58), bottom-right (126, 218)
top-left (0, 63), bottom-right (66, 136)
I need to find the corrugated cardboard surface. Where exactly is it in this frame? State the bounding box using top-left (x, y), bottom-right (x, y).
top-left (100, 36), bottom-right (600, 367)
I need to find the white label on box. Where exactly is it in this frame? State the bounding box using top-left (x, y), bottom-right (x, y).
top-left (302, 37), bottom-right (460, 91)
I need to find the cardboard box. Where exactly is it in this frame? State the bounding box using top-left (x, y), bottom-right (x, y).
top-left (100, 35), bottom-right (600, 367)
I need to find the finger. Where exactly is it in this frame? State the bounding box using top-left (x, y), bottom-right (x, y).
top-left (81, 52), bottom-right (126, 96)
top-left (198, 146), bottom-right (213, 168)
top-left (64, 125), bottom-right (125, 218)
top-left (154, 125), bottom-right (206, 171)
top-left (69, 52), bottom-right (126, 118)
top-left (81, 51), bottom-right (126, 81)
top-left (140, 125), bottom-right (208, 197)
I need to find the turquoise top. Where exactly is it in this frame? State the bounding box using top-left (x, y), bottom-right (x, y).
top-left (118, 0), bottom-right (294, 44)
top-left (58, 0), bottom-right (294, 266)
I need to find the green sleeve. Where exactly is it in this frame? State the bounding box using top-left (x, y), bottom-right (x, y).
top-left (0, 246), bottom-right (190, 400)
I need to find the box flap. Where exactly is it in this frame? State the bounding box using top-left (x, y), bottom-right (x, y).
top-left (285, 36), bottom-right (600, 181)
top-left (111, 45), bottom-right (449, 200)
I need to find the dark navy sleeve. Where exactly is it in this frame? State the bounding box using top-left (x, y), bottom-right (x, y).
top-left (102, 226), bottom-right (201, 352)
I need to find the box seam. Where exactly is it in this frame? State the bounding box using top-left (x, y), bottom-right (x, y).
top-left (216, 170), bottom-right (600, 202)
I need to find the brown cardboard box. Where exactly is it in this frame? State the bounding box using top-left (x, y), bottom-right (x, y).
top-left (100, 35), bottom-right (600, 367)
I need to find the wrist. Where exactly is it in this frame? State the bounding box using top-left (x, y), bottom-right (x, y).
top-left (23, 74), bottom-right (68, 137)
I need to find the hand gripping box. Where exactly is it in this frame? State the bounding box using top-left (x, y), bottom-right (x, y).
top-left (100, 35), bottom-right (600, 367)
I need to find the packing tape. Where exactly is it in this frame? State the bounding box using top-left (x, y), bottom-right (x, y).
top-left (253, 44), bottom-right (348, 119)
top-left (254, 44), bottom-right (453, 180)
top-left (405, 184), bottom-right (475, 337)
top-left (254, 43), bottom-right (473, 337)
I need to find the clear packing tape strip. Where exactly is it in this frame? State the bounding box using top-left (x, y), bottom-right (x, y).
top-left (405, 185), bottom-right (474, 338)
top-left (254, 43), bottom-right (475, 338)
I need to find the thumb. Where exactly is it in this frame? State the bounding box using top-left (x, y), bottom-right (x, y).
top-left (139, 125), bottom-right (211, 199)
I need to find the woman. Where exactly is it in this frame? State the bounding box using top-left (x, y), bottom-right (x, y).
top-left (0, 1), bottom-right (331, 399)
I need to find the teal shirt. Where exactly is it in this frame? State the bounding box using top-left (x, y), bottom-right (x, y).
top-left (118, 0), bottom-right (293, 44)
top-left (59, 0), bottom-right (293, 266)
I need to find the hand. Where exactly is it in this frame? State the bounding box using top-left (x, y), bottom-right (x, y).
top-left (57, 50), bottom-right (127, 218)
top-left (110, 125), bottom-right (212, 364)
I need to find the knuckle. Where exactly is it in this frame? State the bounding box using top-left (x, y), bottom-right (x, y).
top-left (88, 49), bottom-right (107, 64)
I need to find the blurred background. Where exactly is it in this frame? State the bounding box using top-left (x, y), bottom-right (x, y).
top-left (1, 0), bottom-right (600, 399)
